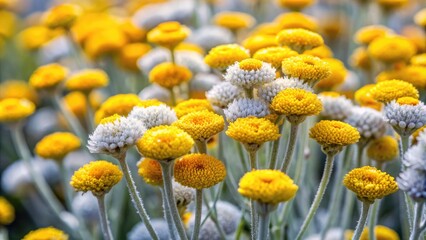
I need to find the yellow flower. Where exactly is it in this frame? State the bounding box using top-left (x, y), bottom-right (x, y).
top-left (411, 53), bottom-right (426, 67)
top-left (84, 27), bottom-right (128, 59)
top-left (204, 44), bottom-right (249, 71)
top-left (149, 63), bottom-right (192, 89)
top-left (43, 3), bottom-right (82, 29)
top-left (367, 136), bottom-right (398, 163)
top-left (276, 28), bottom-right (324, 53)
top-left (281, 54), bottom-right (331, 85)
top-left (274, 12), bottom-right (318, 31)
top-left (368, 36), bottom-right (416, 63)
top-left (304, 45), bottom-right (333, 59)
top-left (226, 117), bottom-right (280, 145)
top-left (315, 58), bottom-right (347, 89)
top-left (94, 94), bottom-right (141, 124)
top-left (136, 125), bottom-right (194, 161)
top-left (238, 169), bottom-right (298, 204)
top-left (354, 25), bottom-right (393, 45)
top-left (251, 22), bottom-right (282, 36)
top-left (119, 19), bottom-right (147, 43)
top-left (174, 154), bottom-right (226, 189)
top-left (343, 166), bottom-right (398, 203)
top-left (412, 126), bottom-right (426, 145)
top-left (309, 120), bottom-right (360, 148)
top-left (354, 84), bottom-right (382, 111)
top-left (370, 80), bottom-right (419, 103)
top-left (70, 160), bottom-right (123, 196)
top-left (63, 91), bottom-right (87, 118)
top-left (137, 158), bottom-right (163, 186)
top-left (396, 97), bottom-right (420, 106)
top-left (174, 99), bottom-right (213, 118)
top-left (0, 10), bottom-right (16, 38)
top-left (253, 46), bottom-right (298, 69)
top-left (376, 0), bottom-right (408, 10)
top-left (19, 26), bottom-right (54, 50)
top-left (415, 8), bottom-right (426, 28)
top-left (242, 35), bottom-right (278, 54)
top-left (29, 63), bottom-right (68, 90)
top-left (213, 11), bottom-right (255, 30)
top-left (23, 227), bottom-right (68, 240)
top-left (147, 21), bottom-right (190, 49)
top-left (35, 132), bottom-right (81, 161)
top-left (118, 43), bottom-right (152, 72)
top-left (276, 0), bottom-right (314, 10)
top-left (0, 80), bottom-right (38, 104)
top-left (71, 13), bottom-right (120, 44)
top-left (173, 110), bottom-right (224, 141)
top-left (0, 98), bottom-right (35, 123)
top-left (66, 69), bottom-right (109, 92)
top-left (377, 66), bottom-right (426, 89)
top-left (0, 196), bottom-right (14, 225)
top-left (345, 225), bottom-right (400, 240)
top-left (137, 99), bottom-right (164, 108)
top-left (350, 47), bottom-right (371, 70)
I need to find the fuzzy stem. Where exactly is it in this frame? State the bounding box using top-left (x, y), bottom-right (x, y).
top-left (410, 202), bottom-right (425, 240)
top-left (249, 150), bottom-right (258, 170)
top-left (191, 189), bottom-right (203, 240)
top-left (268, 124), bottom-right (283, 169)
top-left (369, 200), bottom-right (381, 240)
top-left (84, 93), bottom-right (95, 132)
top-left (53, 93), bottom-right (87, 141)
top-left (0, 226), bottom-right (8, 240)
top-left (352, 201), bottom-right (371, 240)
top-left (196, 140), bottom-right (207, 154)
top-left (97, 195), bottom-right (114, 240)
top-left (258, 210), bottom-right (271, 240)
top-left (160, 188), bottom-right (177, 240)
top-left (280, 123), bottom-right (299, 173)
top-left (250, 200), bottom-right (258, 240)
top-left (60, 164), bottom-right (73, 210)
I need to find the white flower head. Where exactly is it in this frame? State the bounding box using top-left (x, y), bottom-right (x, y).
top-left (188, 216), bottom-right (221, 240)
top-left (128, 105), bottom-right (177, 129)
top-left (402, 142), bottom-right (426, 171)
top-left (128, 219), bottom-right (170, 240)
top-left (224, 98), bottom-right (270, 122)
top-left (257, 77), bottom-right (313, 104)
top-left (206, 82), bottom-right (245, 108)
top-left (224, 59), bottom-right (275, 89)
top-left (72, 192), bottom-right (99, 223)
top-left (138, 84), bottom-right (170, 103)
top-left (345, 106), bottom-right (386, 141)
top-left (173, 180), bottom-right (195, 208)
top-left (214, 201), bottom-right (241, 235)
top-left (319, 94), bottom-right (354, 121)
top-left (88, 116), bottom-right (146, 157)
top-left (384, 100), bottom-right (426, 137)
top-left (188, 26), bottom-right (234, 51)
top-left (190, 73), bottom-right (222, 92)
top-left (397, 168), bottom-right (426, 202)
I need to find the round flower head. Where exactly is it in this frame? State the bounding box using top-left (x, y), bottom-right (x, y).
top-left (0, 80), bottom-right (38, 104)
top-left (94, 94), bottom-right (142, 124)
top-left (226, 117), bottom-right (280, 147)
top-left (137, 158), bottom-right (163, 186)
top-left (257, 77), bottom-right (313, 104)
top-left (350, 47), bottom-right (371, 71)
top-left (23, 227), bottom-right (69, 240)
top-left (84, 28), bottom-right (128, 59)
top-left (136, 125), bottom-right (194, 161)
top-left (238, 169), bottom-right (298, 204)
top-left (0, 98), bottom-right (35, 123)
top-left (281, 54), bottom-right (331, 86)
top-left (128, 105), bottom-right (177, 129)
top-left (88, 114), bottom-right (146, 157)
top-left (415, 8), bottom-right (426, 28)
top-left (242, 35), bottom-right (278, 55)
top-left (173, 110), bottom-right (224, 141)
top-left (204, 44), bottom-right (250, 71)
top-left (368, 36), bottom-right (416, 63)
top-left (277, 0), bottom-right (314, 10)
top-left (411, 54), bottom-right (426, 67)
top-left (376, 66), bottom-right (426, 90)
top-left (274, 12), bottom-right (318, 32)
top-left (173, 180), bottom-right (195, 211)
top-left (213, 11), bottom-right (255, 31)
top-left (370, 80), bottom-right (419, 103)
top-left (304, 45), bottom-right (334, 59)
top-left (253, 47), bottom-right (298, 69)
top-left (71, 193), bottom-right (99, 223)
top-left (29, 63), bottom-right (68, 90)
top-left (64, 91), bottom-right (87, 118)
top-left (354, 84), bottom-right (382, 111)
top-left (174, 99), bottom-right (213, 118)
top-left (65, 69), bottom-right (109, 92)
top-left (276, 28), bottom-right (324, 53)
top-left (411, 126), bottom-right (426, 145)
top-left (345, 107), bottom-right (387, 142)
top-left (403, 140), bottom-right (426, 171)
top-left (35, 132), bottom-right (81, 161)
top-left (206, 82), bottom-right (245, 108)
top-left (149, 62), bottom-right (192, 89)
top-left (315, 58), bottom-right (347, 90)
top-left (19, 26), bottom-right (54, 50)
top-left (0, 196), bottom-right (14, 225)
top-left (43, 3), bottom-right (82, 29)
top-left (224, 58), bottom-right (275, 89)
top-left (118, 43), bottom-right (152, 72)
top-left (174, 154), bottom-right (226, 189)
top-left (367, 136), bottom-right (398, 163)
top-left (128, 219), bottom-right (170, 240)
top-left (398, 168), bottom-right (426, 202)
top-left (345, 225), bottom-right (400, 240)
top-left (384, 98), bottom-right (426, 136)
top-left (224, 98), bottom-right (270, 122)
top-left (343, 166), bottom-right (398, 203)
top-left (354, 25), bottom-right (393, 45)
top-left (147, 21), bottom-right (190, 49)
top-left (189, 26), bottom-right (234, 51)
top-left (319, 92), bottom-right (354, 120)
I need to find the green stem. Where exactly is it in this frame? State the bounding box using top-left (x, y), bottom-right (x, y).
top-left (280, 123), bottom-right (299, 173)
top-left (352, 201), bottom-right (371, 240)
top-left (295, 153), bottom-right (336, 240)
top-left (53, 93), bottom-right (87, 142)
top-left (0, 226), bottom-right (8, 240)
top-left (268, 122), bottom-right (284, 169)
top-left (410, 202), bottom-right (425, 240)
top-left (84, 93), bottom-right (95, 132)
top-left (97, 195), bottom-right (114, 240)
top-left (235, 209), bottom-right (246, 240)
top-left (160, 188), bottom-right (177, 240)
top-left (356, 144), bottom-right (365, 167)
top-left (369, 200), bottom-right (381, 240)
top-left (169, 88), bottom-right (177, 106)
top-left (250, 200), bottom-right (258, 240)
top-left (170, 49), bottom-right (176, 64)
top-left (191, 189), bottom-right (203, 240)
top-left (249, 150), bottom-right (258, 170)
top-left (196, 140), bottom-right (207, 154)
top-left (60, 164), bottom-right (73, 210)
top-left (341, 189), bottom-right (356, 238)
top-left (237, 142), bottom-right (249, 173)
top-left (258, 211), bottom-right (271, 240)
top-left (400, 136), bottom-right (410, 160)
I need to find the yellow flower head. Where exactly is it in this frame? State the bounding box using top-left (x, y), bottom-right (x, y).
top-left (137, 158), bottom-right (163, 186)
top-left (43, 3), bottom-right (82, 29)
top-left (277, 0), bottom-right (314, 10)
top-left (343, 166), bottom-right (398, 203)
top-left (0, 80), bottom-right (38, 104)
top-left (118, 43), bottom-right (152, 71)
top-left (29, 63), bottom-right (68, 90)
top-left (281, 54), bottom-right (331, 85)
top-left (23, 227), bottom-right (68, 240)
top-left (276, 28), bottom-right (324, 53)
top-left (64, 91), bottom-right (87, 118)
top-left (175, 42), bottom-right (205, 55)
top-left (0, 98), bottom-right (35, 123)
top-left (119, 19), bottom-right (147, 43)
top-left (174, 99), bottom-right (213, 118)
top-left (376, 0), bottom-right (408, 10)
top-left (411, 126), bottom-right (426, 145)
top-left (149, 63), bottom-right (192, 89)
top-left (70, 160), bottom-right (123, 196)
top-left (274, 12), bottom-right (318, 31)
top-left (376, 66), bottom-right (426, 89)
top-left (310, 120), bottom-right (360, 148)
top-left (35, 132), bottom-right (81, 161)
top-left (136, 125), bottom-right (194, 161)
top-left (213, 11), bottom-right (255, 30)
top-left (137, 99), bottom-right (164, 108)
top-left (368, 36), bottom-right (416, 63)
top-left (350, 47), bottom-right (371, 70)
top-left (345, 225), bottom-right (400, 240)
top-left (355, 25), bottom-right (393, 45)
top-left (19, 26), bottom-right (54, 50)
top-left (253, 46), bottom-right (298, 69)
top-left (316, 58), bottom-right (347, 89)
top-left (251, 22), bottom-right (282, 36)
top-left (147, 21), bottom-right (190, 49)
top-left (238, 169), bottom-right (298, 204)
top-left (354, 84), bottom-right (382, 111)
top-left (94, 94), bottom-right (141, 124)
top-left (66, 69), bottom-right (109, 92)
top-left (174, 154), bottom-right (226, 189)
top-left (84, 27), bottom-right (128, 59)
top-left (370, 80), bottom-right (419, 103)
top-left (0, 196), bottom-right (14, 225)
top-left (173, 110), bottom-right (224, 141)
top-left (367, 136), bottom-right (398, 163)
top-left (226, 117), bottom-right (280, 145)
top-left (304, 45), bottom-right (333, 59)
top-left (204, 44), bottom-right (250, 71)
top-left (0, 10), bottom-right (16, 38)
top-left (71, 13), bottom-right (120, 44)
top-left (242, 35), bottom-right (278, 54)
top-left (415, 8), bottom-right (426, 28)
top-left (411, 53), bottom-right (426, 67)
top-left (396, 97), bottom-right (419, 106)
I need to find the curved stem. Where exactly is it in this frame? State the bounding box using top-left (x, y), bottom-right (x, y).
top-left (280, 123), bottom-right (299, 173)
top-left (352, 201), bottom-right (371, 240)
top-left (53, 93), bottom-right (87, 142)
top-left (368, 200), bottom-right (381, 240)
top-left (258, 211), bottom-right (271, 240)
top-left (191, 189), bottom-right (203, 240)
top-left (409, 202), bottom-right (425, 240)
top-left (160, 188), bottom-right (177, 240)
top-left (295, 153), bottom-right (335, 240)
top-left (97, 195), bottom-right (114, 240)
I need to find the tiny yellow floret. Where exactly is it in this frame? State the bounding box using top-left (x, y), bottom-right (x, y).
top-left (354, 84), bottom-right (382, 111)
top-left (396, 97), bottom-right (419, 106)
top-left (354, 25), bottom-right (393, 45)
top-left (370, 80), bottom-right (419, 103)
top-left (0, 98), bottom-right (35, 123)
top-left (29, 63), bottom-right (69, 90)
top-left (23, 227), bottom-right (68, 240)
top-left (149, 63), bottom-right (192, 89)
top-left (173, 110), bottom-right (224, 141)
top-left (226, 117), bottom-right (280, 145)
top-left (137, 158), bottom-right (163, 186)
top-left (0, 196), bottom-right (14, 225)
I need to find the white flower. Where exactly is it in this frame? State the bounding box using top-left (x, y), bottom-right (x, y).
top-left (402, 142), bottom-right (426, 171)
top-left (213, 201), bottom-right (241, 235)
top-left (224, 98), bottom-right (270, 122)
top-left (206, 82), bottom-right (245, 108)
top-left (175, 50), bottom-right (210, 73)
top-left (72, 192), bottom-right (99, 223)
top-left (128, 219), bottom-right (170, 240)
top-left (257, 77), bottom-right (313, 104)
top-left (224, 61), bottom-right (275, 89)
top-left (319, 94), bottom-right (354, 120)
top-left (137, 48), bottom-right (170, 74)
top-left (188, 26), bottom-right (234, 51)
top-left (173, 180), bottom-right (195, 207)
top-left (128, 105), bottom-right (177, 129)
top-left (190, 73), bottom-right (222, 92)
top-left (39, 36), bottom-right (71, 64)
top-left (398, 168), bottom-right (426, 202)
top-left (384, 100), bottom-right (426, 137)
top-left (345, 106), bottom-right (386, 141)
top-left (138, 84), bottom-right (170, 103)
top-left (188, 215), bottom-right (221, 240)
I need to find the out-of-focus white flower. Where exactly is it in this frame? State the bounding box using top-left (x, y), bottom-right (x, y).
top-left (384, 100), bottom-right (426, 137)
top-left (137, 48), bottom-right (170, 74)
top-left (176, 50), bottom-right (210, 73)
top-left (319, 94), bottom-right (354, 120)
top-left (188, 26), bottom-right (234, 51)
top-left (257, 77), bottom-right (313, 104)
top-left (128, 105), bottom-right (177, 129)
top-left (334, 71), bottom-right (360, 93)
top-left (190, 73), bottom-right (222, 93)
top-left (128, 219), bottom-right (170, 240)
top-left (224, 98), bottom-right (270, 122)
top-left (345, 106), bottom-right (386, 141)
top-left (224, 60), bottom-right (275, 89)
top-left (402, 142), bottom-right (426, 171)
top-left (138, 84), bottom-right (170, 103)
top-left (306, 228), bottom-right (344, 240)
top-left (398, 167), bottom-right (426, 202)
top-left (188, 215), bottom-right (221, 240)
top-left (72, 192), bottom-right (99, 223)
top-left (213, 201), bottom-right (241, 235)
top-left (39, 36), bottom-right (71, 64)
top-left (173, 180), bottom-right (195, 208)
top-left (206, 82), bottom-right (245, 108)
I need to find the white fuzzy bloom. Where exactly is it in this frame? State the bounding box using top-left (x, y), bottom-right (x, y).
top-left (190, 73), bottom-right (222, 92)
top-left (138, 84), bottom-right (170, 103)
top-left (398, 168), bottom-right (426, 202)
top-left (334, 71), bottom-right (360, 93)
top-left (214, 201), bottom-right (241, 235)
top-left (257, 77), bottom-right (313, 104)
top-left (39, 36), bottom-right (71, 64)
top-left (224, 62), bottom-right (275, 89)
top-left (173, 180), bottom-right (195, 207)
top-left (224, 98), bottom-right (270, 122)
top-left (189, 216), bottom-right (221, 240)
top-left (87, 116), bottom-right (146, 157)
top-left (175, 50), bottom-right (210, 73)
top-left (206, 82), bottom-right (245, 108)
top-left (128, 105), bottom-right (177, 129)
top-left (72, 192), bottom-right (99, 223)
top-left (128, 219), bottom-right (170, 240)
top-left (402, 142), bottom-right (426, 171)
top-left (188, 26), bottom-right (234, 51)
top-left (384, 101), bottom-right (426, 137)
top-left (345, 107), bottom-right (386, 140)
top-left (138, 48), bottom-right (170, 74)
top-left (319, 94), bottom-right (354, 120)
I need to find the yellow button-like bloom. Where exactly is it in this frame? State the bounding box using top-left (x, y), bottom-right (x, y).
top-left (71, 13), bottom-right (120, 44)
top-left (274, 12), bottom-right (318, 32)
top-left (251, 22), bottom-right (282, 36)
top-left (345, 225), bottom-right (400, 240)
top-left (276, 0), bottom-right (314, 10)
top-left (137, 99), bottom-right (164, 108)
top-left (136, 125), bottom-right (194, 161)
top-left (0, 196), bottom-right (14, 225)
top-left (226, 117), bottom-right (280, 145)
top-left (277, 28), bottom-right (324, 53)
top-left (213, 11), bottom-right (255, 30)
top-left (281, 54), bottom-right (331, 85)
top-left (350, 47), bottom-right (371, 70)
top-left (0, 80), bottom-right (38, 104)
top-left (137, 158), bottom-right (163, 186)
top-left (35, 132), bottom-right (81, 161)
top-left (304, 45), bottom-right (333, 59)
top-left (173, 110), bottom-right (224, 141)
top-left (85, 27), bottom-right (128, 59)
top-left (370, 80), bottom-right (419, 103)
top-left (376, 66), bottom-right (426, 89)
top-left (411, 53), bottom-right (426, 67)
top-left (174, 99), bottom-right (213, 118)
top-left (242, 35), bottom-right (278, 54)
top-left (0, 98), bottom-right (35, 123)
top-left (396, 96), bottom-right (419, 106)
top-left (253, 46), bottom-right (298, 69)
top-left (70, 160), bottom-right (123, 196)
top-left (23, 227), bottom-right (68, 240)
top-left (118, 43), bottom-right (152, 71)
top-left (175, 42), bottom-right (205, 55)
top-left (19, 26), bottom-right (54, 50)
top-left (238, 169), bottom-right (298, 204)
top-left (368, 36), bottom-right (416, 63)
top-left (354, 84), bottom-right (382, 111)
top-left (149, 63), bottom-right (192, 89)
top-left (120, 19), bottom-right (146, 43)
top-left (343, 166), bottom-right (398, 203)
top-left (367, 136), bottom-right (398, 163)
top-left (174, 154), bottom-right (226, 189)
top-left (415, 8), bottom-right (426, 28)
top-left (94, 94), bottom-right (142, 124)
top-left (66, 69), bottom-right (109, 92)
top-left (64, 91), bottom-right (87, 118)
top-left (354, 25), bottom-right (393, 45)
top-left (43, 3), bottom-right (82, 29)
top-left (204, 44), bottom-right (250, 71)
top-left (316, 58), bottom-right (347, 89)
top-left (0, 10), bottom-right (16, 38)
top-left (29, 63), bottom-right (68, 90)
top-left (310, 120), bottom-right (360, 147)
top-left (147, 21), bottom-right (190, 49)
